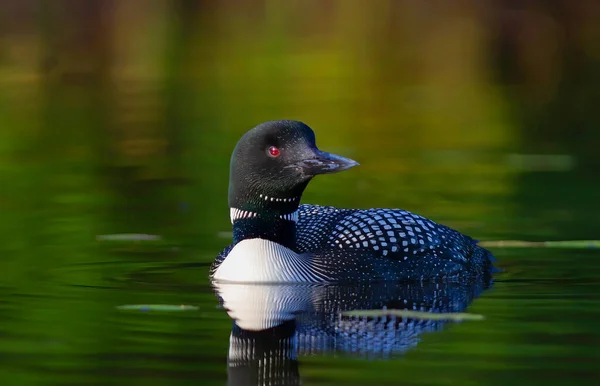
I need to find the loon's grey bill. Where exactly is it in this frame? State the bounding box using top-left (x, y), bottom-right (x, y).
top-left (290, 150), bottom-right (359, 175)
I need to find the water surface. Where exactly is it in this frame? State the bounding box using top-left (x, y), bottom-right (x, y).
top-left (1, 168), bottom-right (599, 385)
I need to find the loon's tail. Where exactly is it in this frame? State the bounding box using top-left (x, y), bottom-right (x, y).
top-left (471, 239), bottom-right (501, 275)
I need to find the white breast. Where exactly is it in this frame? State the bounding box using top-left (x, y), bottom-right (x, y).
top-left (212, 238), bottom-right (331, 283)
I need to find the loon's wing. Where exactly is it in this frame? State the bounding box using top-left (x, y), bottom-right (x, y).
top-left (296, 204), bottom-right (478, 267)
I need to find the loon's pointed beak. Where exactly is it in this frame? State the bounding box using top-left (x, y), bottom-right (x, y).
top-left (289, 149), bottom-right (359, 176)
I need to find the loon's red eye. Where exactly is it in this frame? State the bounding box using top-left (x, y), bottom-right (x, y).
top-left (268, 146), bottom-right (280, 158)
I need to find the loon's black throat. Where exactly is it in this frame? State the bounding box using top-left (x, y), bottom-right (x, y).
top-left (231, 215), bottom-right (297, 249)
top-left (230, 195), bottom-right (301, 248)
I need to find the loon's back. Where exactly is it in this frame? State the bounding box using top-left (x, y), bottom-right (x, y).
top-left (295, 204), bottom-right (494, 279)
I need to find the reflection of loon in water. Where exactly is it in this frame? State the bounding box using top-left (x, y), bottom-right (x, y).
top-left (213, 277), bottom-right (492, 385)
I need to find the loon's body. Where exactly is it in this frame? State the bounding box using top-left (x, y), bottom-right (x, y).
top-left (210, 120), bottom-right (495, 283)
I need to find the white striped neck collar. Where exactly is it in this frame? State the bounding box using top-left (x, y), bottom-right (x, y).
top-left (258, 193), bottom-right (299, 204)
top-left (229, 208), bottom-right (299, 224)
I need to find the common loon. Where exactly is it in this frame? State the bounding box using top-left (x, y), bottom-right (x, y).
top-left (210, 120), bottom-right (496, 283)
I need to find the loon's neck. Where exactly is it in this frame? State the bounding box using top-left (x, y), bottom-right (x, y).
top-left (231, 213), bottom-right (298, 248)
top-left (230, 194), bottom-right (300, 249)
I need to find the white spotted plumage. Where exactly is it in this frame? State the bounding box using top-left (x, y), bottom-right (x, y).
top-left (295, 204), bottom-right (473, 265)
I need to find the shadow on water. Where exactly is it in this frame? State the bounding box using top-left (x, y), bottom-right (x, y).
top-left (213, 276), bottom-right (492, 385)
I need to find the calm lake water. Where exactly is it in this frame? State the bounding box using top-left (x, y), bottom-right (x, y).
top-left (1, 161), bottom-right (599, 385)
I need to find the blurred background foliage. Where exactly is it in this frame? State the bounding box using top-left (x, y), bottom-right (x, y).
top-left (0, 0), bottom-right (599, 262)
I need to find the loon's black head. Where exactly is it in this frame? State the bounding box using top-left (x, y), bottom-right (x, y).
top-left (228, 120), bottom-right (358, 215)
